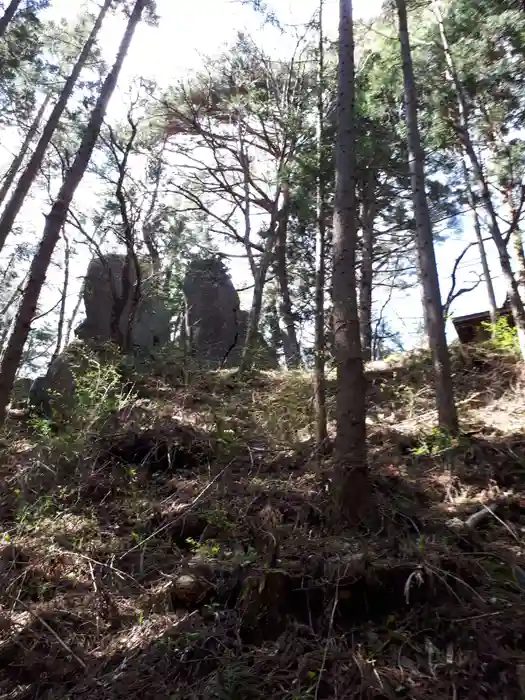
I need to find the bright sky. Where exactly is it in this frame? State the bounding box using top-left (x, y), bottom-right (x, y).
top-left (1, 0), bottom-right (511, 368)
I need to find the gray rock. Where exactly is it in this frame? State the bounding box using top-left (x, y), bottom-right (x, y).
top-left (10, 377), bottom-right (32, 407)
top-left (183, 258), bottom-right (278, 369)
top-left (75, 253), bottom-right (171, 351)
top-left (29, 375), bottom-right (51, 416)
top-left (29, 354), bottom-right (76, 419)
top-left (183, 258), bottom-right (241, 367)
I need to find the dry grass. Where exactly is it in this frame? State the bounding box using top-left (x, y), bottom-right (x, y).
top-left (0, 344), bottom-right (525, 699)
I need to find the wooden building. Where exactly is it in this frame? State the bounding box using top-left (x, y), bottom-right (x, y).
top-left (452, 297), bottom-right (514, 344)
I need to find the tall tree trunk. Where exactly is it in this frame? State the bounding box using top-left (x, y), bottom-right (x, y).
top-left (141, 136), bottom-right (168, 275)
top-left (359, 174), bottom-right (377, 363)
top-left (274, 184), bottom-right (301, 368)
top-left (512, 230), bottom-right (525, 289)
top-left (396, 0), bottom-right (458, 433)
top-left (460, 157), bottom-right (498, 325)
top-left (0, 93), bottom-right (51, 209)
top-left (432, 0), bottom-right (525, 355)
top-left (142, 222), bottom-right (161, 273)
top-left (462, 135), bottom-right (525, 353)
top-left (332, 0), bottom-right (368, 522)
top-left (0, 0), bottom-right (22, 41)
top-left (267, 294), bottom-right (283, 361)
top-left (240, 242), bottom-right (274, 372)
top-left (63, 283), bottom-right (84, 348)
top-left (0, 278), bottom-right (23, 355)
top-left (0, 0), bottom-right (146, 426)
top-left (0, 0), bottom-right (114, 254)
top-left (504, 187), bottom-right (525, 289)
top-left (49, 230), bottom-right (70, 365)
top-left (314, 0), bottom-right (328, 456)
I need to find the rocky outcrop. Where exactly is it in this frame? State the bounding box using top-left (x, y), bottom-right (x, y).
top-left (74, 253), bottom-right (171, 351)
top-left (28, 253), bottom-right (172, 420)
top-left (183, 258), bottom-right (278, 369)
top-left (29, 348), bottom-right (78, 419)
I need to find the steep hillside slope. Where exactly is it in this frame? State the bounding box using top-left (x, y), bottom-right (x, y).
top-left (1, 345), bottom-right (524, 699)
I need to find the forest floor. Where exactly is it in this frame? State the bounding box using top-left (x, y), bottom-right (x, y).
top-left (0, 344), bottom-right (525, 699)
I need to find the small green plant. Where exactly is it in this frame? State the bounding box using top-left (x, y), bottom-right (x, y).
top-left (74, 357), bottom-right (136, 433)
top-left (231, 545), bottom-right (257, 566)
top-left (15, 493), bottom-right (55, 528)
top-left (481, 316), bottom-right (519, 353)
top-left (212, 664), bottom-right (256, 700)
top-left (185, 537), bottom-right (221, 558)
top-left (205, 507), bottom-right (234, 529)
top-left (29, 346), bottom-right (137, 451)
top-left (131, 530), bottom-right (147, 546)
top-left (28, 415), bottom-right (55, 438)
top-left (412, 427), bottom-right (459, 456)
top-left (215, 420), bottom-right (237, 448)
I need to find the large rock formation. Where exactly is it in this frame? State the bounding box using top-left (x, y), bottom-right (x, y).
top-left (29, 253), bottom-right (172, 419)
top-left (74, 253), bottom-right (171, 350)
top-left (183, 258), bottom-right (278, 369)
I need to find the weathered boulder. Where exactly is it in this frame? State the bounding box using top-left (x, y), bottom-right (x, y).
top-left (9, 377), bottom-right (32, 408)
top-left (29, 353), bottom-right (76, 419)
top-left (183, 258), bottom-right (278, 369)
top-left (183, 258), bottom-right (241, 367)
top-left (74, 253), bottom-right (171, 350)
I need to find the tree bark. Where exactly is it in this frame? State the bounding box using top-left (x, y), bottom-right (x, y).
top-left (0, 0), bottom-right (146, 426)
top-left (512, 229), bottom-right (525, 289)
top-left (359, 174), bottom-right (377, 363)
top-left (314, 0), bottom-right (328, 456)
top-left (332, 0), bottom-right (369, 522)
top-left (503, 186), bottom-right (525, 290)
top-left (49, 230), bottom-right (70, 365)
top-left (0, 0), bottom-right (114, 254)
top-left (460, 157), bottom-right (498, 325)
top-left (0, 0), bottom-right (22, 41)
top-left (239, 240), bottom-right (274, 372)
top-left (396, 0), bottom-right (458, 433)
top-left (141, 136), bottom-right (168, 275)
top-left (0, 93), bottom-right (51, 209)
top-left (274, 184), bottom-right (301, 368)
top-left (63, 283), bottom-right (84, 348)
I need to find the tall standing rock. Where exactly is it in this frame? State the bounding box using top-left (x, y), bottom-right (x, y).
top-left (75, 253), bottom-right (171, 351)
top-left (183, 258), bottom-right (278, 369)
top-left (183, 258), bottom-right (242, 367)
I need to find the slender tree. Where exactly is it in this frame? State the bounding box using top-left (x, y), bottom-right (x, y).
top-left (0, 0), bottom-right (22, 41)
top-left (332, 0), bottom-right (369, 521)
top-left (0, 0), bottom-right (148, 425)
top-left (395, 0), bottom-right (458, 433)
top-left (49, 229), bottom-right (70, 365)
top-left (358, 170), bottom-right (378, 362)
top-left (274, 184), bottom-right (301, 368)
top-left (429, 0), bottom-right (525, 356)
top-left (0, 0), bottom-right (114, 253)
top-left (460, 157), bottom-right (498, 325)
top-left (314, 0), bottom-right (328, 456)
top-left (0, 92), bottom-right (51, 209)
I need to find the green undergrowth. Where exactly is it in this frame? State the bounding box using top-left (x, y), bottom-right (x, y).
top-left (0, 342), bottom-right (524, 699)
